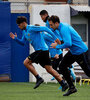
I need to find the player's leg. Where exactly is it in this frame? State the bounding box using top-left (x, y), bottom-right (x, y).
top-left (50, 58), bottom-right (56, 80)
top-left (23, 57), bottom-right (38, 76)
top-left (39, 50), bottom-right (68, 92)
top-left (23, 51), bottom-right (44, 89)
top-left (51, 54), bottom-right (62, 81)
top-left (59, 51), bottom-right (77, 96)
top-left (76, 51), bottom-right (90, 77)
top-left (45, 65), bottom-right (68, 91)
top-left (69, 65), bottom-right (76, 80)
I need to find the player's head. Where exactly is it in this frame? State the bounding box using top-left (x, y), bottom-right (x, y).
top-left (48, 15), bottom-right (60, 30)
top-left (16, 16), bottom-right (27, 30)
top-left (39, 10), bottom-right (49, 22)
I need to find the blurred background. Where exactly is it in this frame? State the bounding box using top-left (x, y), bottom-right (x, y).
top-left (0, 0), bottom-right (90, 83)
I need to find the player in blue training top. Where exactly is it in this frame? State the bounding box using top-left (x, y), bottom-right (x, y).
top-left (34, 24), bottom-right (63, 80)
top-left (49, 15), bottom-right (90, 96)
top-left (39, 10), bottom-right (50, 28)
top-left (42, 32), bottom-right (63, 74)
top-left (9, 16), bottom-right (68, 92)
top-left (39, 10), bottom-right (76, 81)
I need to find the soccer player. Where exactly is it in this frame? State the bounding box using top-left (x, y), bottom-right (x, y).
top-left (34, 24), bottom-right (63, 79)
top-left (49, 15), bottom-right (90, 96)
top-left (39, 10), bottom-right (50, 28)
top-left (9, 16), bottom-right (68, 92)
top-left (39, 10), bottom-right (76, 81)
top-left (42, 32), bottom-right (63, 75)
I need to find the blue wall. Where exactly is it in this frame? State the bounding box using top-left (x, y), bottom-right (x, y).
top-left (0, 2), bottom-right (29, 82)
top-left (11, 13), bottom-right (30, 82)
top-left (0, 2), bottom-right (11, 75)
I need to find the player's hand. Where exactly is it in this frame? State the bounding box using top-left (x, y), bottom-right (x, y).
top-left (9, 32), bottom-right (17, 39)
top-left (15, 33), bottom-right (17, 37)
top-left (50, 42), bottom-right (57, 48)
top-left (54, 54), bottom-right (59, 59)
top-left (55, 38), bottom-right (61, 44)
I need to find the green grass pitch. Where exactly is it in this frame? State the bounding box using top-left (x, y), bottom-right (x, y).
top-left (0, 82), bottom-right (90, 100)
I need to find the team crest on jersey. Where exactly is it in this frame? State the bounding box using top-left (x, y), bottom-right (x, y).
top-left (27, 33), bottom-right (31, 42)
top-left (27, 38), bottom-right (31, 42)
top-left (25, 33), bottom-right (30, 36)
top-left (28, 33), bottom-right (30, 36)
top-left (25, 33), bottom-right (31, 42)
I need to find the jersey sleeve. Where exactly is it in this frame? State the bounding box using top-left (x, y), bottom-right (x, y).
top-left (42, 32), bottom-right (54, 42)
top-left (56, 25), bottom-right (72, 49)
top-left (14, 32), bottom-right (26, 45)
top-left (30, 26), bottom-right (58, 40)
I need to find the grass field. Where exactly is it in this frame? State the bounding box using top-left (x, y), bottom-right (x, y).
top-left (0, 82), bottom-right (90, 100)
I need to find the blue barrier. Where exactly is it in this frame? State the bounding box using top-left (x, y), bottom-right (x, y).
top-left (0, 2), bottom-right (29, 82)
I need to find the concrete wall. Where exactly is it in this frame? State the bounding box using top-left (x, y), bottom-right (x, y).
top-left (30, 4), bottom-right (70, 25)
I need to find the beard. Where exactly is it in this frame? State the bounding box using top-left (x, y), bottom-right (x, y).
top-left (21, 26), bottom-right (26, 30)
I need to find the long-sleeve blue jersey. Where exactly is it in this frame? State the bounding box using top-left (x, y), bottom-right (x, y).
top-left (42, 32), bottom-right (62, 57)
top-left (46, 20), bottom-right (50, 28)
top-left (56, 23), bottom-right (88, 55)
top-left (46, 20), bottom-right (62, 41)
top-left (14, 25), bottom-right (58, 51)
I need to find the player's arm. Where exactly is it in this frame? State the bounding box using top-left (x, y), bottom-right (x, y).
top-left (42, 32), bottom-right (54, 42)
top-left (30, 26), bottom-right (61, 44)
top-left (9, 32), bottom-right (26, 45)
top-left (54, 54), bottom-right (59, 59)
top-left (51, 26), bottom-right (72, 49)
top-left (54, 30), bottom-right (62, 41)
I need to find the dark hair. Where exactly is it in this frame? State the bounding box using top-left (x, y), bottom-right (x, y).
top-left (48, 15), bottom-right (60, 23)
top-left (35, 24), bottom-right (40, 26)
top-left (39, 10), bottom-right (48, 15)
top-left (16, 16), bottom-right (27, 24)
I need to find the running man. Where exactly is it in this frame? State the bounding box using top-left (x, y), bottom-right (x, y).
top-left (35, 24), bottom-right (63, 78)
top-left (39, 10), bottom-right (50, 28)
top-left (39, 10), bottom-right (76, 80)
top-left (49, 15), bottom-right (90, 96)
top-left (9, 16), bottom-right (68, 92)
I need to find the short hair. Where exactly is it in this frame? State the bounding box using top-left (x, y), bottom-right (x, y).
top-left (48, 15), bottom-right (60, 23)
top-left (39, 10), bottom-right (48, 15)
top-left (35, 24), bottom-right (40, 26)
top-left (16, 16), bottom-right (27, 24)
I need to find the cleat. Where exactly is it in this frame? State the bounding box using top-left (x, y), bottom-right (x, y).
top-left (62, 83), bottom-right (68, 92)
top-left (34, 78), bottom-right (44, 89)
top-left (51, 77), bottom-right (55, 81)
top-left (63, 87), bottom-right (77, 96)
top-left (58, 86), bottom-right (62, 90)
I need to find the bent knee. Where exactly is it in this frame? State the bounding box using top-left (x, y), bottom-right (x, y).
top-left (23, 57), bottom-right (31, 66)
top-left (23, 60), bottom-right (27, 66)
top-left (45, 66), bottom-right (53, 73)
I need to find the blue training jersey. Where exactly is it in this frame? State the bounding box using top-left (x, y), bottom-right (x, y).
top-left (42, 32), bottom-right (62, 57)
top-left (46, 20), bottom-right (62, 41)
top-left (14, 25), bottom-right (58, 51)
top-left (56, 23), bottom-right (88, 55)
top-left (46, 20), bottom-right (50, 28)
